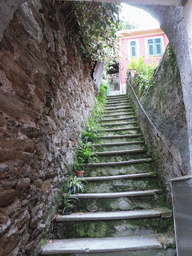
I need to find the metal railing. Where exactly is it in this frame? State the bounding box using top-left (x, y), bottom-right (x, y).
top-left (127, 79), bottom-right (186, 176)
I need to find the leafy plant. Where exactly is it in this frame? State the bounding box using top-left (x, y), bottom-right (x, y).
top-left (60, 191), bottom-right (76, 215)
top-left (67, 176), bottom-right (85, 194)
top-left (128, 56), bottom-right (157, 96)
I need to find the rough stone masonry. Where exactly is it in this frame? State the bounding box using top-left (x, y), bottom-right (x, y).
top-left (0, 0), bottom-right (96, 255)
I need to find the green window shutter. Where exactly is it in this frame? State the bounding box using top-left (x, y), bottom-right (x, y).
top-left (147, 38), bottom-right (162, 56)
top-left (130, 41), bottom-right (137, 58)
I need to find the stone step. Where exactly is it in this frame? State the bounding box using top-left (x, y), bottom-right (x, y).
top-left (105, 104), bottom-right (131, 108)
top-left (103, 112), bottom-right (134, 118)
top-left (56, 208), bottom-right (171, 222)
top-left (101, 121), bottom-right (137, 127)
top-left (100, 127), bottom-right (139, 133)
top-left (93, 141), bottom-right (144, 147)
top-left (87, 162), bottom-right (153, 177)
top-left (104, 108), bottom-right (133, 114)
top-left (84, 175), bottom-right (156, 193)
top-left (105, 106), bottom-right (132, 110)
top-left (71, 189), bottom-right (160, 199)
top-left (99, 134), bottom-right (142, 139)
top-left (95, 149), bottom-right (146, 156)
top-left (100, 116), bottom-right (136, 122)
top-left (107, 95), bottom-right (127, 99)
top-left (87, 158), bottom-right (152, 168)
top-left (41, 236), bottom-right (164, 255)
top-left (55, 209), bottom-right (173, 239)
top-left (83, 172), bottom-right (155, 182)
top-left (106, 101), bottom-right (130, 105)
top-left (74, 192), bottom-right (164, 213)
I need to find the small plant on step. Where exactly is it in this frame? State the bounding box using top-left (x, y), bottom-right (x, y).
top-left (58, 176), bottom-right (85, 215)
top-left (78, 142), bottom-right (98, 164)
top-left (67, 175), bottom-right (85, 194)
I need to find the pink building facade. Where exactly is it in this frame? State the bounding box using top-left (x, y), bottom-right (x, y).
top-left (117, 28), bottom-right (169, 93)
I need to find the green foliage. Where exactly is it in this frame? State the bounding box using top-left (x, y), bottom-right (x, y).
top-left (73, 82), bottom-right (107, 171)
top-left (58, 176), bottom-right (85, 215)
top-left (128, 56), bottom-right (156, 96)
top-left (73, 2), bottom-right (121, 61)
top-left (67, 176), bottom-right (85, 194)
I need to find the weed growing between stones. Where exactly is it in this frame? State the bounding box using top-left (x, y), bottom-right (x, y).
top-left (72, 82), bottom-right (108, 173)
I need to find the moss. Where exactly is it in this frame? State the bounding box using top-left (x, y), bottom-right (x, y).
top-left (32, 239), bottom-right (47, 256)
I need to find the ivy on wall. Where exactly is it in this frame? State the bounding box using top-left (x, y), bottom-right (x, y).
top-left (59, 1), bottom-right (120, 62)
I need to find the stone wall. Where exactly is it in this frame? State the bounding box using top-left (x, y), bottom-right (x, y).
top-left (0, 1), bottom-right (96, 255)
top-left (127, 45), bottom-right (190, 195)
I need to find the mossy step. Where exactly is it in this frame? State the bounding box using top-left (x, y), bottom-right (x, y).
top-left (87, 162), bottom-right (154, 177)
top-left (104, 108), bottom-right (133, 114)
top-left (100, 127), bottom-right (139, 132)
top-left (106, 100), bottom-right (130, 104)
top-left (103, 112), bottom-right (135, 118)
top-left (83, 172), bottom-right (155, 182)
top-left (55, 212), bottom-right (173, 239)
top-left (107, 95), bottom-right (127, 99)
top-left (95, 149), bottom-right (146, 156)
top-left (74, 193), bottom-right (165, 213)
top-left (105, 106), bottom-right (132, 110)
top-left (56, 209), bottom-right (171, 222)
top-left (96, 153), bottom-right (149, 164)
top-left (87, 158), bottom-right (152, 167)
top-left (93, 141), bottom-right (144, 147)
top-left (105, 104), bottom-right (131, 108)
top-left (71, 189), bottom-right (161, 199)
top-left (100, 116), bottom-right (136, 122)
top-left (99, 134), bottom-right (142, 139)
top-left (83, 177), bottom-right (156, 193)
top-left (101, 121), bottom-right (137, 127)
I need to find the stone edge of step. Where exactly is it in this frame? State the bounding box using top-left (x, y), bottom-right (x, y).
top-left (41, 236), bottom-right (164, 255)
top-left (55, 208), bottom-right (173, 222)
top-left (95, 148), bottom-right (146, 156)
top-left (70, 189), bottom-right (161, 199)
top-left (87, 158), bottom-right (152, 167)
top-left (83, 172), bottom-right (155, 181)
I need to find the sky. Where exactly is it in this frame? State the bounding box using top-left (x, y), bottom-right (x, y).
top-left (120, 3), bottom-right (160, 30)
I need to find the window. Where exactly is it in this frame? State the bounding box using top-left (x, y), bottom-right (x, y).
top-left (147, 38), bottom-right (162, 56)
top-left (130, 40), bottom-right (137, 58)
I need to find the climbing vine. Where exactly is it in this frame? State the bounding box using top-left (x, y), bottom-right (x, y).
top-left (64, 1), bottom-right (121, 62)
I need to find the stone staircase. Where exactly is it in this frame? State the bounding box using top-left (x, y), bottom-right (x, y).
top-left (42, 95), bottom-right (176, 256)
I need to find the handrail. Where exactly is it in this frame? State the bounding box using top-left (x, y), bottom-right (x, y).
top-left (128, 80), bottom-right (186, 176)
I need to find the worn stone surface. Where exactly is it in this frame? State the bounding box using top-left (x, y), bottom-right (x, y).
top-left (127, 45), bottom-right (190, 195)
top-left (0, 0), bottom-right (96, 255)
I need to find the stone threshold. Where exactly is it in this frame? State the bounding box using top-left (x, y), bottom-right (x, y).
top-left (83, 172), bottom-right (155, 182)
top-left (70, 189), bottom-right (161, 199)
top-left (41, 236), bottom-right (162, 255)
top-left (87, 158), bottom-right (152, 167)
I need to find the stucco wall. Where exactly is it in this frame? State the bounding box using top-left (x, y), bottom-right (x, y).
top-left (127, 45), bottom-right (190, 195)
top-left (0, 1), bottom-right (96, 255)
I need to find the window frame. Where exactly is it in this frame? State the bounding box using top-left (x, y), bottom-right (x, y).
top-left (145, 36), bottom-right (164, 57)
top-left (129, 39), bottom-right (139, 59)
